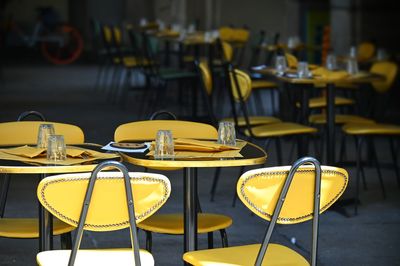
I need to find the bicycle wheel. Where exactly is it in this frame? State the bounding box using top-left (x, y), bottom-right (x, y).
top-left (41, 25), bottom-right (83, 65)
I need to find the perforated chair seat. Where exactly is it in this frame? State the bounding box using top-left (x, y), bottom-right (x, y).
top-left (342, 123), bottom-right (400, 135)
top-left (296, 96), bottom-right (354, 109)
top-left (251, 80), bottom-right (277, 89)
top-left (245, 122), bottom-right (317, 138)
top-left (222, 116), bottom-right (281, 127)
top-left (183, 243), bottom-right (309, 266)
top-left (37, 248), bottom-right (154, 266)
top-left (309, 114), bottom-right (375, 125)
top-left (0, 218), bottom-right (74, 238)
top-left (138, 213), bottom-right (232, 234)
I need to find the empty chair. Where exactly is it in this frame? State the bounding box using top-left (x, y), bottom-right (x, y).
top-left (183, 157), bottom-right (348, 265)
top-left (36, 161), bottom-right (171, 265)
top-left (0, 111), bottom-right (84, 247)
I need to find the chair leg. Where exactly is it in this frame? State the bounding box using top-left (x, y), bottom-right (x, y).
top-left (353, 136), bottom-right (367, 190)
top-left (145, 230), bottom-right (152, 252)
top-left (60, 232), bottom-right (72, 249)
top-left (339, 133), bottom-right (347, 163)
top-left (371, 138), bottom-right (386, 199)
top-left (207, 232), bottom-right (213, 249)
top-left (354, 136), bottom-right (364, 215)
top-left (210, 167), bottom-right (221, 202)
top-left (389, 138), bottom-right (400, 188)
top-left (0, 174), bottom-right (11, 218)
top-left (220, 229), bottom-right (228, 247)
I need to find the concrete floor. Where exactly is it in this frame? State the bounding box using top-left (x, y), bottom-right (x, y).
top-left (0, 63), bottom-right (400, 265)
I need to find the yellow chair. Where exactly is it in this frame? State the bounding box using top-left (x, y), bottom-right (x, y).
top-left (114, 120), bottom-right (232, 251)
top-left (183, 157), bottom-right (348, 265)
top-left (197, 60), bottom-right (281, 127)
top-left (357, 42), bottom-right (376, 62)
top-left (226, 63), bottom-right (317, 165)
top-left (36, 161), bottom-right (171, 266)
top-left (0, 115), bottom-right (84, 246)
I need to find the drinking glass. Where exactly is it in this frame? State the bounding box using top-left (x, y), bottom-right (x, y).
top-left (217, 122), bottom-right (236, 146)
top-left (37, 124), bottom-right (55, 149)
top-left (326, 54), bottom-right (337, 70)
top-left (154, 130), bottom-right (174, 159)
top-left (47, 135), bottom-right (66, 161)
top-left (376, 48), bottom-right (387, 60)
top-left (275, 55), bottom-right (287, 76)
top-left (346, 58), bottom-right (359, 75)
top-left (297, 61), bottom-right (310, 78)
top-left (349, 46), bottom-right (357, 58)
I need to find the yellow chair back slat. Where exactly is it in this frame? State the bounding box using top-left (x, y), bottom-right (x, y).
top-left (0, 121), bottom-right (84, 145)
top-left (102, 25), bottom-right (113, 44)
top-left (221, 41), bottom-right (234, 62)
top-left (285, 53), bottom-right (298, 68)
top-left (370, 61), bottom-right (398, 93)
top-left (37, 172), bottom-right (171, 231)
top-left (358, 42), bottom-right (375, 62)
top-left (114, 120), bottom-right (217, 142)
top-left (237, 165), bottom-right (348, 224)
top-left (218, 27), bottom-right (234, 41)
top-left (233, 28), bottom-right (250, 43)
top-left (229, 69), bottom-right (252, 102)
top-left (199, 61), bottom-right (213, 96)
top-left (113, 26), bottom-right (122, 45)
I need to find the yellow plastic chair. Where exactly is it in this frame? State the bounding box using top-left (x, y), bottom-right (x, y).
top-left (357, 42), bottom-right (376, 62)
top-left (226, 64), bottom-right (317, 165)
top-left (114, 120), bottom-right (233, 251)
top-left (0, 115), bottom-right (84, 246)
top-left (36, 161), bottom-right (171, 266)
top-left (183, 157), bottom-right (348, 266)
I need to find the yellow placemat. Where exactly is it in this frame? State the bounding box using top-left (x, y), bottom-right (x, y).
top-left (0, 145), bottom-right (119, 165)
top-left (312, 67), bottom-right (349, 81)
top-left (147, 139), bottom-right (246, 158)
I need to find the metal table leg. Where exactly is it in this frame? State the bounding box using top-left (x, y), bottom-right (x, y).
top-left (326, 83), bottom-right (335, 165)
top-left (39, 174), bottom-right (53, 251)
top-left (183, 167), bottom-right (198, 256)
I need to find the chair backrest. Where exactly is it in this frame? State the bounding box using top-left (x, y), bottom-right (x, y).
top-left (370, 61), bottom-right (398, 93)
top-left (37, 161), bottom-right (171, 265)
top-left (285, 52), bottom-right (298, 68)
top-left (237, 157), bottom-right (348, 265)
top-left (198, 60), bottom-right (213, 96)
top-left (358, 42), bottom-right (375, 62)
top-left (229, 68), bottom-right (252, 102)
top-left (0, 121), bottom-right (84, 145)
top-left (115, 120), bottom-right (217, 142)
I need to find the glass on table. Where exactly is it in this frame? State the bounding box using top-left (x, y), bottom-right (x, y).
top-left (297, 61), bottom-right (310, 78)
top-left (349, 46), bottom-right (357, 58)
top-left (155, 130), bottom-right (174, 159)
top-left (275, 55), bottom-right (287, 76)
top-left (37, 124), bottom-right (55, 149)
top-left (217, 121), bottom-right (236, 146)
top-left (47, 135), bottom-right (66, 161)
top-left (325, 53), bottom-right (337, 70)
top-left (346, 58), bottom-right (359, 75)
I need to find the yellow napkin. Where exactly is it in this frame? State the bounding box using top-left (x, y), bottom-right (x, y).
top-left (147, 139), bottom-right (246, 158)
top-left (312, 67), bottom-right (349, 81)
top-left (0, 145), bottom-right (98, 159)
top-left (0, 145), bottom-right (120, 165)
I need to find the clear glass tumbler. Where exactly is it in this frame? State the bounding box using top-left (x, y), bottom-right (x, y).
top-left (155, 130), bottom-right (174, 159)
top-left (37, 124), bottom-right (55, 149)
top-left (47, 135), bottom-right (66, 161)
top-left (217, 121), bottom-right (236, 146)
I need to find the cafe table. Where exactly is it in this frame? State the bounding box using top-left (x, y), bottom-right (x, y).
top-left (0, 143), bottom-right (120, 251)
top-left (253, 66), bottom-right (384, 164)
top-left (120, 139), bottom-right (266, 255)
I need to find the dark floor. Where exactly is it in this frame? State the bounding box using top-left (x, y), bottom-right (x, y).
top-left (0, 62), bottom-right (400, 265)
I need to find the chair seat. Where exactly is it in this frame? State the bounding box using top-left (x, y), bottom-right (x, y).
top-left (251, 80), bottom-right (277, 89)
top-left (113, 56), bottom-right (152, 67)
top-left (183, 243), bottom-right (309, 266)
top-left (0, 218), bottom-right (75, 238)
top-left (159, 68), bottom-right (197, 79)
top-left (138, 213), bottom-right (232, 234)
top-left (342, 123), bottom-right (400, 135)
top-left (309, 114), bottom-right (375, 124)
top-left (245, 122), bottom-right (317, 138)
top-left (296, 96), bottom-right (354, 109)
top-left (37, 248), bottom-right (154, 266)
top-left (222, 116), bottom-right (281, 127)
